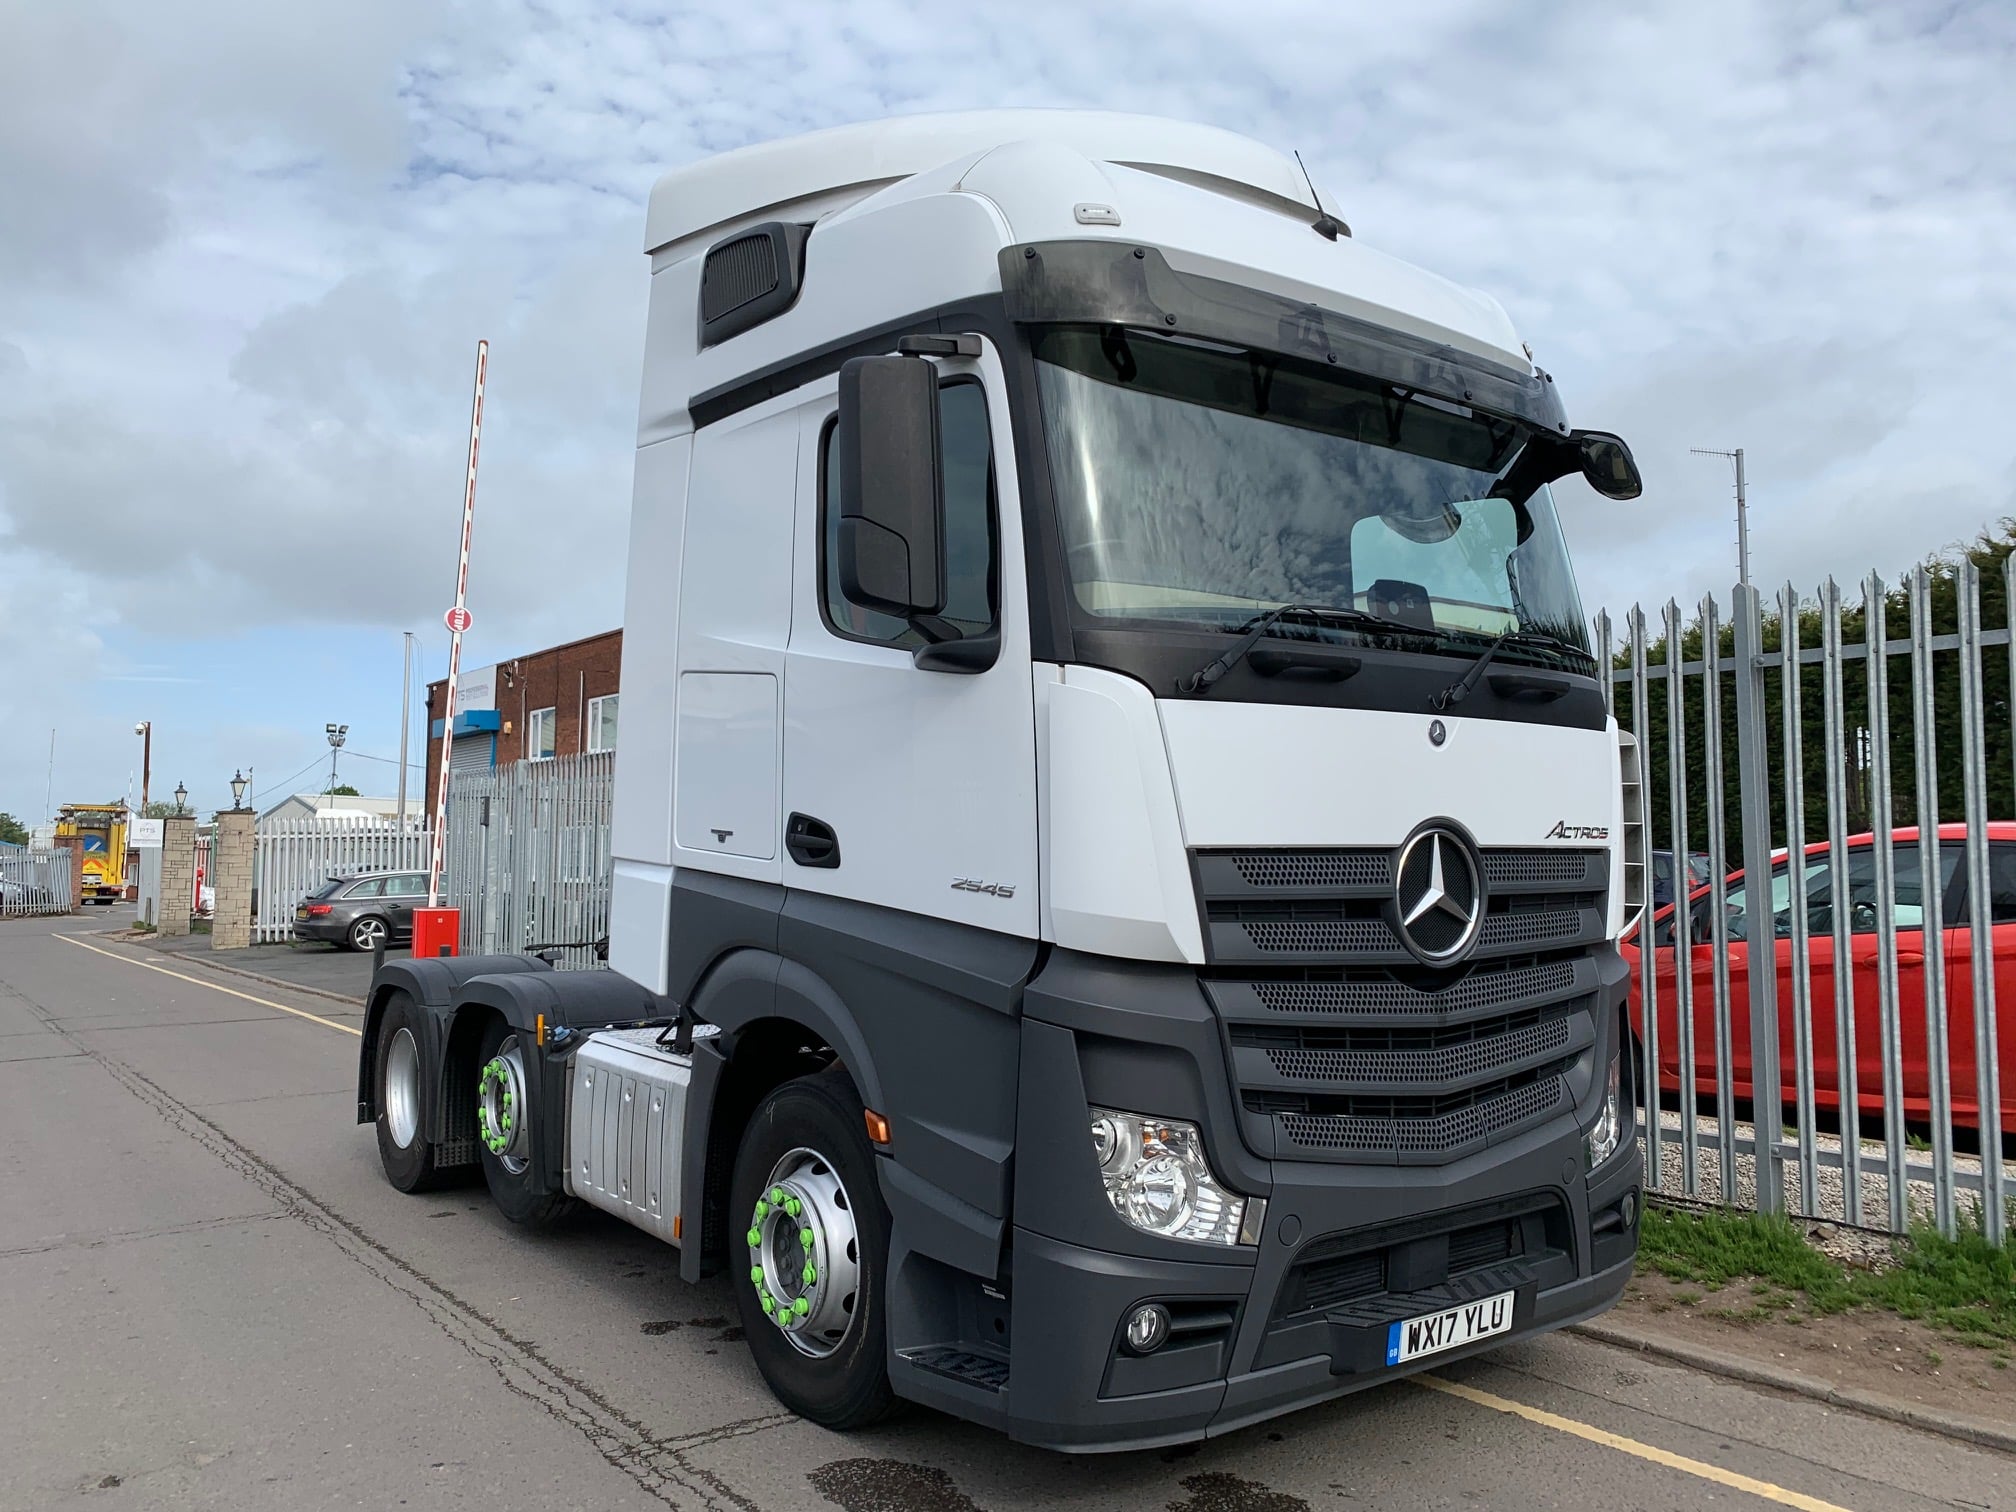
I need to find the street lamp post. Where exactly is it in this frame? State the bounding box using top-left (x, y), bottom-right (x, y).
top-left (133, 721), bottom-right (152, 814)
top-left (173, 782), bottom-right (187, 817)
top-left (1690, 446), bottom-right (1750, 590)
top-left (324, 723), bottom-right (349, 794)
top-left (230, 771), bottom-right (248, 812)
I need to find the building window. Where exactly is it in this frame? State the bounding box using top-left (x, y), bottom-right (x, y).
top-left (527, 706), bottom-right (557, 760)
top-left (818, 378), bottom-right (996, 646)
top-left (588, 694), bottom-right (619, 753)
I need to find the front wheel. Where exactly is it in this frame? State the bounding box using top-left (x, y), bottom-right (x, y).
top-left (475, 1018), bottom-right (574, 1227)
top-left (731, 1072), bottom-right (895, 1431)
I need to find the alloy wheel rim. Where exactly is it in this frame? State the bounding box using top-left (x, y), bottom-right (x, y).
top-left (746, 1146), bottom-right (862, 1358)
top-left (477, 1034), bottom-right (531, 1174)
top-left (384, 1027), bottom-right (421, 1149)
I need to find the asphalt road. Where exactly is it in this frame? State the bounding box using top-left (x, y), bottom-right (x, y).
top-left (3, 907), bottom-right (2009, 1512)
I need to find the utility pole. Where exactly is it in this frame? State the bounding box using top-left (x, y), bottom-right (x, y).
top-left (397, 633), bottom-right (416, 829)
top-left (45, 729), bottom-right (55, 822)
top-left (1691, 446), bottom-right (1750, 590)
top-left (133, 721), bottom-right (152, 815)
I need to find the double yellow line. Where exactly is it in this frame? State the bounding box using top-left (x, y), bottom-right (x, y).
top-left (52, 932), bottom-right (1859, 1510)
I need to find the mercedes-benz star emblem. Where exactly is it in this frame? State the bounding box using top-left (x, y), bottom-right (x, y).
top-left (1393, 826), bottom-right (1484, 964)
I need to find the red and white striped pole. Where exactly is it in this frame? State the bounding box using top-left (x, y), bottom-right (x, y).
top-left (426, 339), bottom-right (487, 912)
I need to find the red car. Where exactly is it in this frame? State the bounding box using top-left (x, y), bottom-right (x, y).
top-left (1622, 824), bottom-right (2015, 1134)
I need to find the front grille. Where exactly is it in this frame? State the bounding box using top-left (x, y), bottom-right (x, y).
top-left (1253, 1062), bottom-right (1574, 1160)
top-left (1235, 1007), bottom-right (1577, 1087)
top-left (1196, 843), bottom-right (1607, 1165)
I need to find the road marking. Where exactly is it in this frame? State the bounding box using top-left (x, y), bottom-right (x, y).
top-left (51, 934), bottom-right (362, 1038)
top-left (1415, 1375), bottom-right (1854, 1512)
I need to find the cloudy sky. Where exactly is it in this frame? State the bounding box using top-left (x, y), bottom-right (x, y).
top-left (3, 0), bottom-right (2012, 823)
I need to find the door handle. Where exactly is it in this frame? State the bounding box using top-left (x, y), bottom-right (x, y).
top-left (786, 813), bottom-right (840, 869)
top-left (1897, 951), bottom-right (1923, 967)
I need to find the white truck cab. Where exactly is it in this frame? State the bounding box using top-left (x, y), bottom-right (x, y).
top-left (361, 110), bottom-right (1646, 1451)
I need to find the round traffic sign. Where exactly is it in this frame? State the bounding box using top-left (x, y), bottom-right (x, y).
top-left (444, 606), bottom-right (473, 633)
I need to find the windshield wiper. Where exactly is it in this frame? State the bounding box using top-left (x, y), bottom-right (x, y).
top-left (1433, 629), bottom-right (1592, 709)
top-left (1182, 604), bottom-right (1431, 694)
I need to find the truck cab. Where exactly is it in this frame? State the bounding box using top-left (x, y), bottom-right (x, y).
top-left (360, 110), bottom-right (1645, 1452)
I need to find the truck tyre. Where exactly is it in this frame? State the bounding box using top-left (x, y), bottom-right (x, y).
top-left (374, 991), bottom-right (444, 1192)
top-left (475, 1017), bottom-right (574, 1227)
top-left (730, 1071), bottom-right (896, 1431)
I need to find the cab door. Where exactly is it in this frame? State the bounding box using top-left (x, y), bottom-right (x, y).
top-left (779, 343), bottom-right (1038, 939)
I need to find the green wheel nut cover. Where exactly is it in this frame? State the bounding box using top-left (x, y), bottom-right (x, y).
top-left (792, 1296), bottom-right (810, 1317)
top-left (754, 1199), bottom-right (768, 1219)
top-left (784, 1197), bottom-right (801, 1217)
top-left (800, 1228), bottom-right (814, 1250)
top-left (760, 1293), bottom-right (773, 1314)
top-left (770, 1186), bottom-right (785, 1204)
top-left (749, 1265), bottom-right (763, 1284)
top-left (745, 1226), bottom-right (762, 1248)
top-left (802, 1263), bottom-right (817, 1286)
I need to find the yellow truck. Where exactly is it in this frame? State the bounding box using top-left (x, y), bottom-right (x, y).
top-left (56, 804), bottom-right (130, 905)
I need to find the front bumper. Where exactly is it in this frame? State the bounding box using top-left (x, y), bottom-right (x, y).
top-left (1003, 1138), bottom-right (1640, 1451)
top-left (989, 948), bottom-right (1640, 1452)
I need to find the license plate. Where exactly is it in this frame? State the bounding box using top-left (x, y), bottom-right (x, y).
top-left (1385, 1290), bottom-right (1515, 1366)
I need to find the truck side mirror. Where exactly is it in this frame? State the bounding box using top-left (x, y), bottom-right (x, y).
top-left (835, 355), bottom-right (946, 620)
top-left (1574, 430), bottom-right (1642, 501)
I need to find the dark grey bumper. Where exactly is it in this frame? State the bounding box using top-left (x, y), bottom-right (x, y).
top-left (992, 948), bottom-right (1640, 1452)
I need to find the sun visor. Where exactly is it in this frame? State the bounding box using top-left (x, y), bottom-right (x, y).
top-left (998, 241), bottom-right (1569, 437)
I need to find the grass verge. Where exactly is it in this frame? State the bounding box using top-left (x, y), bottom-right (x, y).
top-left (1640, 1204), bottom-right (2016, 1347)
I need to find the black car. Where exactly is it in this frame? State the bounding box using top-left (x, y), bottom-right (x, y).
top-left (293, 870), bottom-right (430, 951)
top-left (1649, 849), bottom-right (1711, 908)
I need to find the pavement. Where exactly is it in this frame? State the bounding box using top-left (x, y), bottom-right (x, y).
top-left (3, 905), bottom-right (2010, 1512)
top-left (137, 927), bottom-right (403, 999)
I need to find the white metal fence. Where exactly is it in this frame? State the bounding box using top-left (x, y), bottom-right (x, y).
top-left (252, 819), bottom-right (430, 942)
top-left (1602, 561), bottom-right (2015, 1242)
top-left (441, 751), bottom-right (613, 971)
top-left (0, 848), bottom-right (72, 917)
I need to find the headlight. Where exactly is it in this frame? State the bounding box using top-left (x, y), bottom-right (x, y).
top-left (1585, 1050), bottom-right (1624, 1169)
top-left (1088, 1107), bottom-right (1250, 1246)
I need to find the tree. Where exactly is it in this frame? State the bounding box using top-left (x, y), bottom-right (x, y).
top-left (324, 784), bottom-right (360, 797)
top-left (138, 800), bottom-right (184, 819)
top-left (1612, 518), bottom-right (2016, 858)
top-left (0, 812), bottom-right (29, 846)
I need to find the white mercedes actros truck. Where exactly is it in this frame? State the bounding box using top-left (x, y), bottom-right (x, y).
top-left (360, 110), bottom-right (1647, 1451)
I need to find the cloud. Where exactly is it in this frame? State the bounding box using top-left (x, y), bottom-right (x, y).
top-left (2, 0), bottom-right (2014, 813)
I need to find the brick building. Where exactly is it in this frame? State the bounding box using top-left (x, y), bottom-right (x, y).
top-left (425, 628), bottom-right (622, 814)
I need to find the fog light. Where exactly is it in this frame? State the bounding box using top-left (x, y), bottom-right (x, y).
top-left (1124, 1303), bottom-right (1171, 1355)
top-left (1620, 1191), bottom-right (1638, 1230)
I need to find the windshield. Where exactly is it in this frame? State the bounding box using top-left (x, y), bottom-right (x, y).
top-left (1032, 326), bottom-right (1590, 659)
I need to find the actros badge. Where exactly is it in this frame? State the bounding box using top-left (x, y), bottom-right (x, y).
top-left (1545, 820), bottom-right (1610, 840)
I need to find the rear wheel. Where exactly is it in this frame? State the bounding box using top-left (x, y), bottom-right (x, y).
top-left (374, 991), bottom-right (443, 1192)
top-left (347, 915), bottom-right (389, 952)
top-left (475, 1018), bottom-right (574, 1227)
top-left (730, 1071), bottom-right (895, 1430)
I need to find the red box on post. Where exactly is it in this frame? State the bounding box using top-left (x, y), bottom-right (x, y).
top-left (412, 907), bottom-right (460, 960)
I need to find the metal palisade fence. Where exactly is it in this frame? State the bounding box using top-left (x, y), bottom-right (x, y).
top-left (253, 818), bottom-right (431, 942)
top-left (1600, 560), bottom-right (2014, 1243)
top-left (441, 750), bottom-right (613, 972)
top-left (0, 847), bottom-right (72, 917)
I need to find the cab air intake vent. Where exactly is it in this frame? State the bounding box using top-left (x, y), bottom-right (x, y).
top-left (699, 222), bottom-right (809, 348)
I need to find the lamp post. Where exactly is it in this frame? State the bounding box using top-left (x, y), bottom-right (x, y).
top-left (230, 771), bottom-right (248, 812)
top-left (1690, 446), bottom-right (1750, 591)
top-left (173, 781), bottom-right (187, 817)
top-left (133, 721), bottom-right (152, 814)
top-left (324, 723), bottom-right (348, 794)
